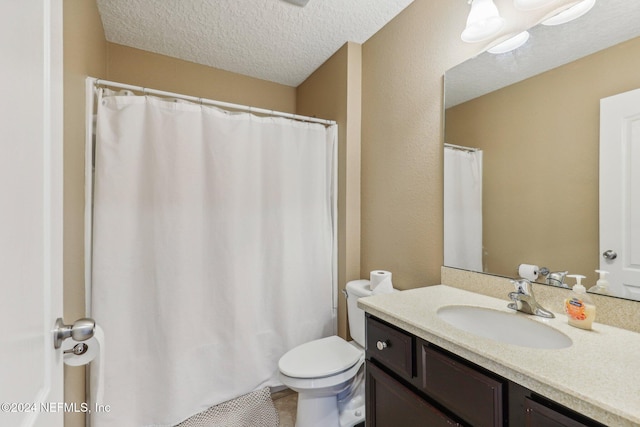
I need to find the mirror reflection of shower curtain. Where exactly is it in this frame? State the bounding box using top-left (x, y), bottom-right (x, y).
top-left (444, 147), bottom-right (483, 271)
top-left (91, 93), bottom-right (336, 426)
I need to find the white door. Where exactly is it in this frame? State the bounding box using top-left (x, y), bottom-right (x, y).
top-left (600, 88), bottom-right (640, 300)
top-left (0, 1), bottom-right (64, 426)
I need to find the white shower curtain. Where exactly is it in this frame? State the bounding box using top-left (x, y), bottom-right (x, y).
top-left (444, 147), bottom-right (483, 272)
top-left (91, 93), bottom-right (337, 426)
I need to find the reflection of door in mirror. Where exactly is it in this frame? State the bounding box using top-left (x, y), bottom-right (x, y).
top-left (600, 88), bottom-right (640, 300)
top-left (444, 145), bottom-right (483, 272)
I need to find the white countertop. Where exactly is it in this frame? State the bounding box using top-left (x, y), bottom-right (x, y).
top-left (358, 284), bottom-right (640, 426)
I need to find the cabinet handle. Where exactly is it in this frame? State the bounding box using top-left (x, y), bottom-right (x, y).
top-left (376, 340), bottom-right (388, 351)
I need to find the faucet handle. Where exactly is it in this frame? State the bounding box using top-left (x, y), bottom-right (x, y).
top-left (508, 278), bottom-right (555, 318)
top-left (546, 271), bottom-right (569, 288)
top-left (510, 278), bottom-right (532, 295)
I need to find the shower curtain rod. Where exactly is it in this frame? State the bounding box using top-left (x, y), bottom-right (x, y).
top-left (92, 78), bottom-right (337, 126)
top-left (444, 142), bottom-right (479, 153)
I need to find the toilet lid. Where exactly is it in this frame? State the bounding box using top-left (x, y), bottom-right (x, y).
top-left (279, 336), bottom-right (363, 379)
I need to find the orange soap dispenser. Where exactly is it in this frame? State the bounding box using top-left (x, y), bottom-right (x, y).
top-left (564, 274), bottom-right (596, 330)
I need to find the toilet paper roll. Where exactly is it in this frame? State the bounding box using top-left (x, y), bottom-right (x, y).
top-left (62, 325), bottom-right (105, 404)
top-left (372, 280), bottom-right (395, 295)
top-left (370, 270), bottom-right (393, 293)
top-left (518, 264), bottom-right (539, 281)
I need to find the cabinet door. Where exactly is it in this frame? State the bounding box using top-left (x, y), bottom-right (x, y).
top-left (366, 361), bottom-right (463, 427)
top-left (421, 344), bottom-right (503, 427)
top-left (525, 398), bottom-right (592, 427)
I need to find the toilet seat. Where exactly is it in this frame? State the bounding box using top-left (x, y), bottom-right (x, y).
top-left (279, 336), bottom-right (363, 379)
top-left (279, 356), bottom-right (363, 396)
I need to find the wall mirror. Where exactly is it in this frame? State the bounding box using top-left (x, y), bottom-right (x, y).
top-left (444, 0), bottom-right (640, 301)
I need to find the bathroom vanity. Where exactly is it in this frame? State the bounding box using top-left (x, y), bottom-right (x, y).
top-left (359, 285), bottom-right (640, 427)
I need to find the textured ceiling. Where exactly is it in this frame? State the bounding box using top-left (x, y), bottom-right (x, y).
top-left (445, 0), bottom-right (640, 108)
top-left (96, 0), bottom-right (414, 87)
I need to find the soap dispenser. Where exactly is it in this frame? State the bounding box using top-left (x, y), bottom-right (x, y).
top-left (564, 274), bottom-right (596, 330)
top-left (588, 270), bottom-right (610, 295)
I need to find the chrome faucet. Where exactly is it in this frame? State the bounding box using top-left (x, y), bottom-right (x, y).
top-left (508, 279), bottom-right (555, 318)
top-left (545, 270), bottom-right (569, 288)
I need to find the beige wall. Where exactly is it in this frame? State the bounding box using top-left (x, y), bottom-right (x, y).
top-left (446, 36), bottom-right (640, 285)
top-left (63, 2), bottom-right (107, 426)
top-left (360, 1), bottom-right (469, 289)
top-left (105, 43), bottom-right (296, 113)
top-left (63, 0), bottom-right (106, 322)
top-left (297, 42), bottom-right (362, 340)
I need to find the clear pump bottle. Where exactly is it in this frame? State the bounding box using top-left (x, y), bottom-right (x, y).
top-left (564, 274), bottom-right (596, 330)
top-left (588, 270), bottom-right (610, 295)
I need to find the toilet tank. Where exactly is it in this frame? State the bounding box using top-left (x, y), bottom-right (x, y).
top-left (345, 280), bottom-right (373, 347)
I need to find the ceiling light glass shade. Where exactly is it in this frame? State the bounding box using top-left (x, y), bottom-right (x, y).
top-left (461, 0), bottom-right (505, 43)
top-left (541, 0), bottom-right (596, 25)
top-left (487, 31), bottom-right (530, 54)
top-left (513, 0), bottom-right (556, 10)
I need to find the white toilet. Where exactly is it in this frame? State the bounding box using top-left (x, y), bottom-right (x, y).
top-left (278, 279), bottom-right (372, 427)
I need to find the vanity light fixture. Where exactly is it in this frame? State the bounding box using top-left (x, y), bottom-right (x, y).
top-left (541, 0), bottom-right (596, 25)
top-left (461, 0), bottom-right (505, 43)
top-left (462, 0), bottom-right (596, 50)
top-left (487, 31), bottom-right (530, 54)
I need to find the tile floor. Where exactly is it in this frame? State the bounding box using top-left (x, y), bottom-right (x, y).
top-left (272, 388), bottom-right (297, 427)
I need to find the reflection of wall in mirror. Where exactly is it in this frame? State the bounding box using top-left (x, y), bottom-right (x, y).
top-left (445, 35), bottom-right (640, 288)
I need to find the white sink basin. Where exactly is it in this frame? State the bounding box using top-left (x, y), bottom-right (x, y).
top-left (437, 305), bottom-right (572, 349)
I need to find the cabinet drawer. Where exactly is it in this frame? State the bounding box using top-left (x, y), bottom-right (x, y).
top-left (421, 344), bottom-right (503, 427)
top-left (366, 361), bottom-right (463, 427)
top-left (366, 316), bottom-right (414, 380)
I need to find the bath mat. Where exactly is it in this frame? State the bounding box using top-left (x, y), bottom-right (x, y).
top-left (176, 387), bottom-right (279, 427)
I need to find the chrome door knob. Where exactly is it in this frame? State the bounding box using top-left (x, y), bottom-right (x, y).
top-left (602, 250), bottom-right (617, 260)
top-left (376, 340), bottom-right (388, 351)
top-left (53, 317), bottom-right (96, 349)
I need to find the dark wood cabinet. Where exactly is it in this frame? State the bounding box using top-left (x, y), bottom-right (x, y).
top-left (366, 313), bottom-right (414, 381)
top-left (525, 398), bottom-right (589, 427)
top-left (420, 344), bottom-right (503, 427)
top-left (365, 314), bottom-right (606, 427)
top-left (366, 361), bottom-right (462, 427)
top-left (524, 397), bottom-right (606, 427)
